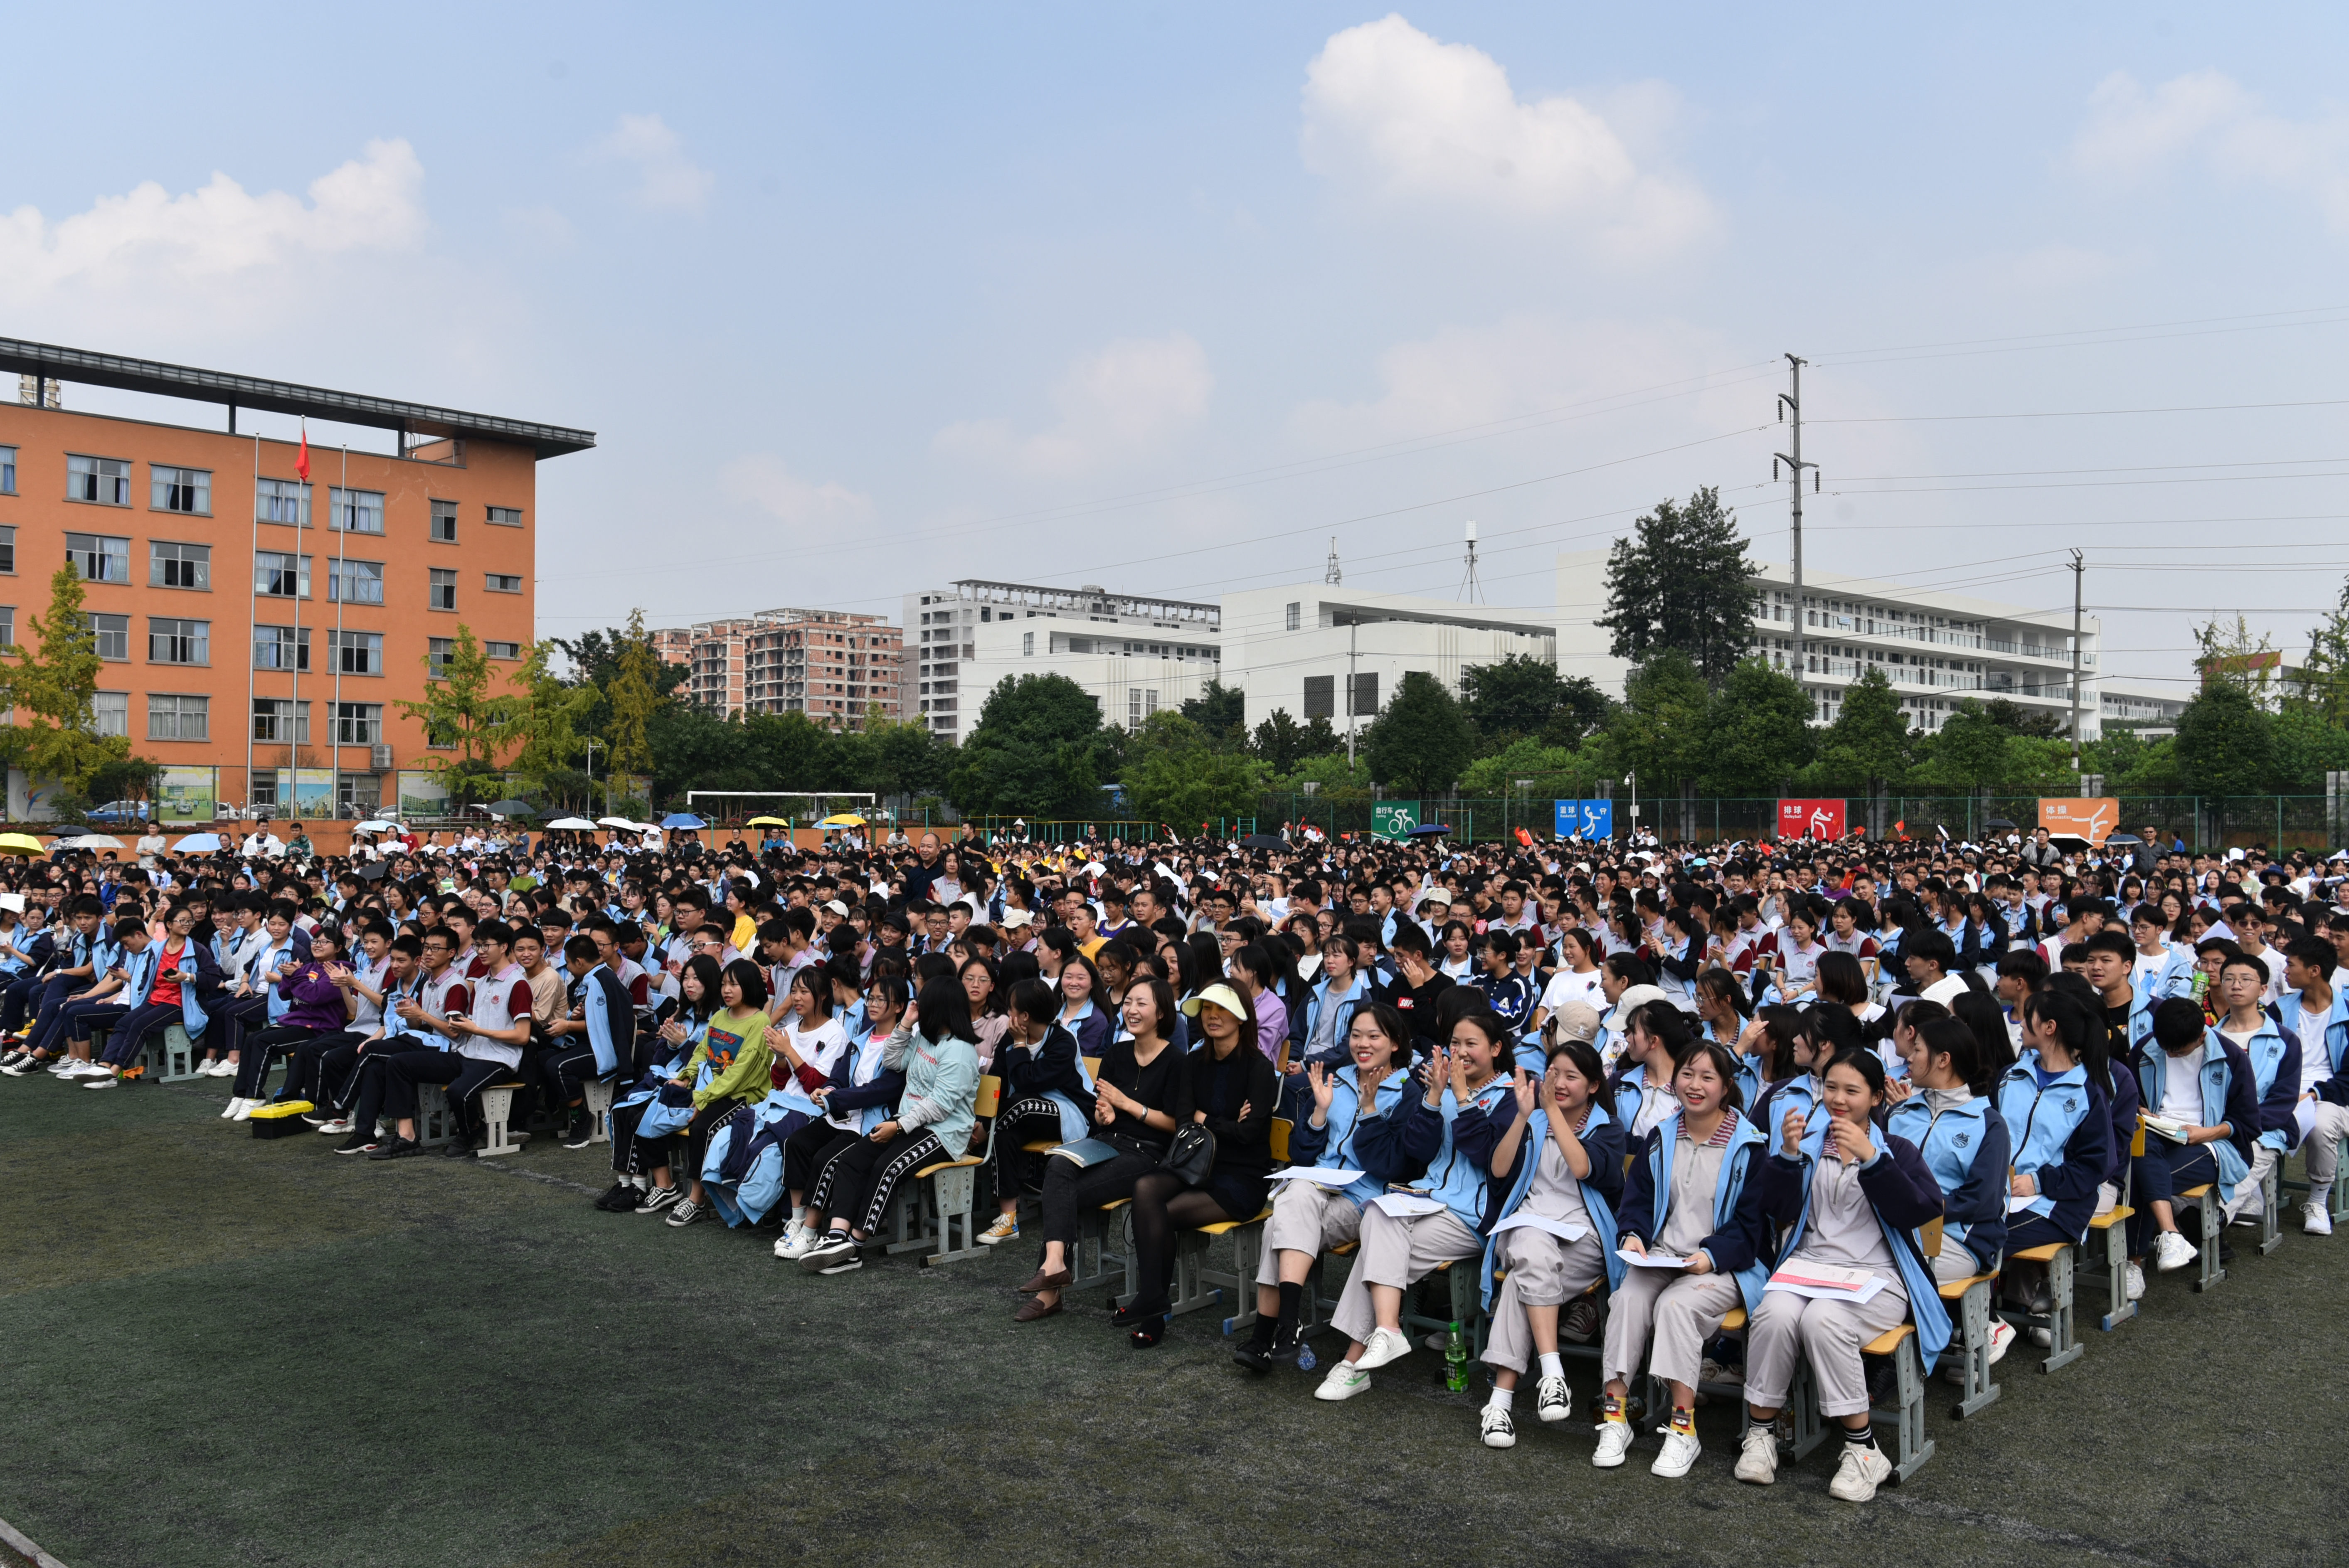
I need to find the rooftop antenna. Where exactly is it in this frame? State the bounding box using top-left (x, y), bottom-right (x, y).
top-left (1325, 536), bottom-right (1342, 586)
top-left (1459, 519), bottom-right (1483, 603)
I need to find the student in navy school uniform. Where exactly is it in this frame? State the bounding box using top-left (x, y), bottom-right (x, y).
top-left (2130, 996), bottom-right (2260, 1274)
top-left (1995, 989), bottom-right (2114, 1311)
top-left (1886, 1016), bottom-right (2016, 1369)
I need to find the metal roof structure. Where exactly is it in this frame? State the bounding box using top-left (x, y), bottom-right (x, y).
top-left (0, 336), bottom-right (595, 460)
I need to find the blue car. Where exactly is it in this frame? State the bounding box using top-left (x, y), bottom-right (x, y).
top-left (86, 799), bottom-right (151, 826)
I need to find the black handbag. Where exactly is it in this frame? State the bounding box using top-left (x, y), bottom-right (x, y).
top-left (1164, 1122), bottom-right (1216, 1186)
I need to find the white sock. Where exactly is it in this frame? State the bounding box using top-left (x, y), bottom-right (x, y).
top-left (1488, 1386), bottom-right (1514, 1410)
top-left (2310, 1181), bottom-right (2333, 1206)
top-left (1538, 1351), bottom-right (1564, 1381)
top-left (790, 1205), bottom-right (806, 1227)
top-left (632, 1175), bottom-right (650, 1191)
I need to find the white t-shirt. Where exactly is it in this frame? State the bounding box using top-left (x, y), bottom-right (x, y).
top-left (788, 1018), bottom-right (853, 1128)
top-left (1920, 974), bottom-right (1969, 1008)
top-left (2300, 1004), bottom-right (2334, 1093)
top-left (2166, 1046), bottom-right (2217, 1125)
top-left (1538, 968), bottom-right (1606, 1016)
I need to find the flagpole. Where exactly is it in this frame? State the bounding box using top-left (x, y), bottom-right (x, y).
top-left (246, 433), bottom-right (258, 816)
top-left (289, 420), bottom-right (305, 825)
top-left (333, 444), bottom-right (347, 820)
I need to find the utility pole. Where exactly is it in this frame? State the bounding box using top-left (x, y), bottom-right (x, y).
top-left (1346, 621), bottom-right (1359, 768)
top-left (2069, 549), bottom-right (2084, 773)
top-left (1325, 537), bottom-right (1342, 586)
top-left (1459, 520), bottom-right (1483, 603)
top-left (1775, 355), bottom-right (1818, 706)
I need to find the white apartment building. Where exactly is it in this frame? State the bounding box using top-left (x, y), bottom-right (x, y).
top-left (1555, 551), bottom-right (2103, 737)
top-left (2100, 678), bottom-right (2190, 738)
top-left (1220, 584), bottom-right (1557, 740)
top-left (901, 579), bottom-right (1220, 738)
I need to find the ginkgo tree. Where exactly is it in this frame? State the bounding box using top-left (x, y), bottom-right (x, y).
top-left (0, 562), bottom-right (140, 804)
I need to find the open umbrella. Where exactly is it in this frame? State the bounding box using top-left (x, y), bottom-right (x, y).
top-left (171, 833), bottom-right (224, 853)
top-left (543, 816), bottom-right (597, 830)
top-left (1984, 817), bottom-right (2018, 831)
top-left (661, 812), bottom-right (707, 830)
top-left (58, 833), bottom-right (126, 850)
top-left (355, 861), bottom-right (390, 881)
top-left (352, 819), bottom-right (401, 834)
top-left (746, 815), bottom-right (793, 827)
top-left (818, 812), bottom-right (865, 827)
top-left (595, 816), bottom-right (638, 829)
top-left (1409, 823), bottom-right (1451, 837)
top-left (0, 833), bottom-right (44, 856)
top-left (1241, 833), bottom-right (1287, 850)
top-left (484, 798), bottom-right (535, 818)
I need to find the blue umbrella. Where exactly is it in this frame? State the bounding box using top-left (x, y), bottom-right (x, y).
top-left (172, 833), bottom-right (224, 852)
top-left (661, 812), bottom-right (707, 830)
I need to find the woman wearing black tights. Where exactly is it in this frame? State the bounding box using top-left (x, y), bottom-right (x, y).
top-left (1123, 982), bottom-right (1278, 1348)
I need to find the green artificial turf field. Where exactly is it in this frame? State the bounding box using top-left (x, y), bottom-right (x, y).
top-left (2, 1073), bottom-right (2342, 1567)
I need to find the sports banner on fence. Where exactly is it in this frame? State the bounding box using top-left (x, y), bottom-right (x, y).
top-left (1777, 798), bottom-right (1847, 840)
top-left (1371, 802), bottom-right (1420, 841)
top-left (1552, 799), bottom-right (1616, 839)
top-left (2039, 796), bottom-right (2118, 846)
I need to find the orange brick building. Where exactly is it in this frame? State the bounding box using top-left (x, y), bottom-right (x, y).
top-left (0, 339), bottom-right (592, 820)
top-left (652, 608), bottom-right (901, 724)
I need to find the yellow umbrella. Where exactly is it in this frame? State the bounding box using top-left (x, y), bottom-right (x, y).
top-left (818, 812), bottom-right (866, 827)
top-left (745, 815), bottom-right (793, 828)
top-left (0, 833), bottom-right (45, 855)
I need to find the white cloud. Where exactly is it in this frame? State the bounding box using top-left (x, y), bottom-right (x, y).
top-left (1299, 14), bottom-right (1712, 258)
top-left (934, 333), bottom-right (1213, 476)
top-left (2069, 70), bottom-right (2349, 230)
top-left (719, 455), bottom-right (876, 529)
top-left (594, 113), bottom-right (715, 213)
top-left (0, 139), bottom-right (426, 304)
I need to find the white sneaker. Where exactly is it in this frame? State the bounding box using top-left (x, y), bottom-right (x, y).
top-left (1828, 1441), bottom-right (1893, 1502)
top-left (316, 1118), bottom-right (353, 1135)
top-left (81, 1073), bottom-right (118, 1090)
top-left (1314, 1362), bottom-right (1372, 1402)
top-left (220, 1096), bottom-right (245, 1118)
top-left (2304, 1202), bottom-right (2334, 1236)
top-left (1985, 1319), bottom-right (2016, 1365)
top-left (200, 1058), bottom-right (229, 1077)
top-left (2124, 1261), bottom-right (2146, 1301)
top-left (1591, 1419), bottom-right (1634, 1468)
top-left (1534, 1374), bottom-right (1571, 1423)
top-left (1734, 1425), bottom-right (1778, 1484)
top-left (774, 1223), bottom-right (818, 1260)
top-left (231, 1099), bottom-right (257, 1122)
top-left (1651, 1426), bottom-right (1701, 1478)
top-left (56, 1061), bottom-right (98, 1079)
top-left (1355, 1326), bottom-right (1413, 1371)
top-left (2154, 1230), bottom-right (2197, 1273)
top-left (1479, 1403), bottom-right (1516, 1448)
top-left (2027, 1326), bottom-right (2051, 1348)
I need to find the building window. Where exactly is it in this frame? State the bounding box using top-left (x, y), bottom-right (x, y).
top-left (1129, 689), bottom-right (1143, 726)
top-left (150, 541), bottom-right (210, 590)
top-left (328, 488), bottom-right (384, 534)
top-left (1350, 672), bottom-right (1378, 716)
top-left (150, 466), bottom-right (211, 514)
top-left (429, 569), bottom-right (457, 610)
top-left (484, 572), bottom-right (523, 593)
top-left (146, 693), bottom-right (208, 741)
top-left (428, 637), bottom-right (454, 677)
top-left (148, 617), bottom-right (209, 665)
top-left (254, 625), bottom-right (310, 672)
top-left (1302, 674), bottom-right (1335, 720)
top-left (64, 533), bottom-right (130, 583)
top-left (485, 640), bottom-right (520, 660)
top-left (86, 613), bottom-right (129, 661)
top-left (0, 608), bottom-right (12, 646)
top-left (329, 630), bottom-right (383, 675)
top-left (334, 702), bottom-right (383, 746)
top-left (0, 525), bottom-right (14, 574)
top-left (251, 699), bottom-right (311, 743)
top-left (93, 692), bottom-right (128, 737)
top-left (1022, 631), bottom-right (1034, 656)
top-left (256, 478), bottom-right (310, 525)
top-left (327, 558), bottom-right (385, 605)
top-left (255, 552), bottom-right (311, 598)
top-left (1285, 601), bottom-right (1301, 632)
top-left (0, 447), bottom-right (14, 494)
top-left (66, 455), bottom-right (130, 506)
top-left (486, 505), bottom-right (522, 527)
top-left (249, 772), bottom-right (279, 808)
top-left (429, 499), bottom-right (458, 542)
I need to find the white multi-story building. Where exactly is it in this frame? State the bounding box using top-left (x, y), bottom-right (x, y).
top-left (2100, 678), bottom-right (2190, 738)
top-left (1555, 551), bottom-right (2103, 737)
top-left (901, 580), bottom-right (1220, 738)
top-left (1220, 584), bottom-right (1557, 741)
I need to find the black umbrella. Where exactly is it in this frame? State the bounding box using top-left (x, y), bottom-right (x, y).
top-left (1410, 823), bottom-right (1451, 837)
top-left (1241, 833), bottom-right (1287, 849)
top-left (1984, 817), bottom-right (2018, 831)
top-left (355, 861), bottom-right (389, 881)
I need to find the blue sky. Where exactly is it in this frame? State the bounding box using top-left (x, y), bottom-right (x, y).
top-left (7, 4), bottom-right (2347, 687)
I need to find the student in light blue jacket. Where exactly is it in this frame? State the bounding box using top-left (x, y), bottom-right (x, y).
top-left (1886, 1018), bottom-right (2012, 1285)
top-left (2130, 996), bottom-right (2259, 1273)
top-left (1996, 990), bottom-right (2114, 1308)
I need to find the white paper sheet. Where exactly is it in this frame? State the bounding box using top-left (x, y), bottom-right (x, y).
top-left (1269, 1166), bottom-right (1366, 1189)
top-left (1491, 1211), bottom-right (1589, 1243)
top-left (1370, 1191), bottom-right (1450, 1219)
top-left (1765, 1264), bottom-right (1888, 1304)
top-left (2006, 1192), bottom-right (2039, 1214)
top-left (1617, 1247), bottom-right (1692, 1268)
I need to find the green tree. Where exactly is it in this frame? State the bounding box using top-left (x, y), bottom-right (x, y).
top-left (2292, 576), bottom-right (2349, 728)
top-left (1459, 655), bottom-right (1615, 748)
top-left (1178, 679), bottom-right (1248, 748)
top-left (497, 641), bottom-right (597, 798)
top-left (395, 623), bottom-right (510, 772)
top-left (1922, 699), bottom-right (2009, 789)
top-left (605, 609), bottom-right (661, 776)
top-left (835, 707), bottom-right (950, 799)
top-left (2269, 708), bottom-right (2349, 790)
top-left (1806, 667), bottom-right (1913, 791)
top-left (1122, 711), bottom-right (1267, 828)
top-left (949, 673), bottom-right (1111, 817)
top-left (1699, 658), bottom-right (1814, 793)
top-left (1597, 649), bottom-right (1710, 791)
top-left (1457, 736), bottom-right (1592, 797)
top-left (2173, 682), bottom-right (2276, 796)
top-left (1979, 697), bottom-right (2065, 738)
top-left (0, 562), bottom-right (137, 798)
top-left (1595, 487), bottom-right (1759, 681)
top-left (1361, 671), bottom-right (1477, 797)
top-left (1251, 708), bottom-right (1311, 773)
top-left (2193, 613), bottom-right (2279, 703)
top-left (1273, 748), bottom-right (1375, 802)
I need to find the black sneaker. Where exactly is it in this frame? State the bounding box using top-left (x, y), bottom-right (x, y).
top-left (369, 1136), bottom-right (421, 1161)
top-left (441, 1137), bottom-right (476, 1159)
top-left (1268, 1320), bottom-right (1306, 1366)
top-left (563, 1113), bottom-right (596, 1150)
top-left (1231, 1338), bottom-right (1274, 1374)
top-left (593, 1182), bottom-right (638, 1211)
top-left (335, 1132), bottom-right (379, 1156)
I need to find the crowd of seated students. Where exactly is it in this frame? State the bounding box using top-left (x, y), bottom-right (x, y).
top-left (7, 820), bottom-right (2349, 1497)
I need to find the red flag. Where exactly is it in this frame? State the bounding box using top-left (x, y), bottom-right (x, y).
top-left (1893, 819), bottom-right (1906, 837)
top-left (295, 421), bottom-right (311, 482)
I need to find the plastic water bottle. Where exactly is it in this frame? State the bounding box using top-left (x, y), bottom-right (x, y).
top-left (1444, 1320), bottom-right (1470, 1391)
top-left (1294, 1339), bottom-right (1316, 1373)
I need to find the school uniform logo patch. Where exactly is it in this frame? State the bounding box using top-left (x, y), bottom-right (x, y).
top-left (1955, 1132), bottom-right (1970, 1146)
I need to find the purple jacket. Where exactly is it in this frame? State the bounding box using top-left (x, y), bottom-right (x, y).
top-left (274, 960), bottom-right (351, 1032)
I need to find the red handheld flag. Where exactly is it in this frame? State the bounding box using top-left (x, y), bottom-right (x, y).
top-left (295, 422), bottom-right (311, 482)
